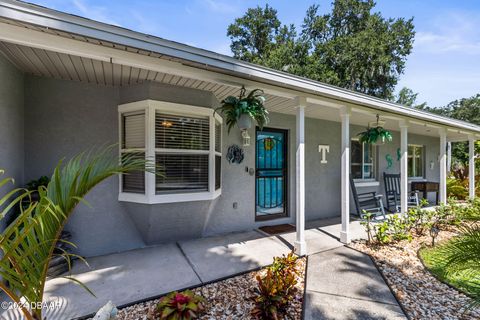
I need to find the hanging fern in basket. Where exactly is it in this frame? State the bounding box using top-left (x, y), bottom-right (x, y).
top-left (358, 126), bottom-right (393, 144)
top-left (215, 87), bottom-right (269, 133)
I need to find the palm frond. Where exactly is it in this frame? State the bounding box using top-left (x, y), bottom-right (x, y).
top-left (0, 145), bottom-right (155, 320)
top-left (435, 224), bottom-right (480, 308)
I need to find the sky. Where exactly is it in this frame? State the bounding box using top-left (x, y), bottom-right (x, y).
top-left (24, 0), bottom-right (480, 108)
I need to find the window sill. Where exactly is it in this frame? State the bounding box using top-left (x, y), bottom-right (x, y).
top-left (408, 178), bottom-right (426, 182)
top-left (119, 189), bottom-right (221, 204)
top-left (353, 180), bottom-right (380, 187)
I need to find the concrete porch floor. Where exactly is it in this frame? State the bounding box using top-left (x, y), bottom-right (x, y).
top-left (0, 217), bottom-right (404, 320)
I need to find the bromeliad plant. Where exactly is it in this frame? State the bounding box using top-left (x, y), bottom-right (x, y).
top-left (149, 290), bottom-right (205, 320)
top-left (216, 86), bottom-right (269, 133)
top-left (0, 146), bottom-right (154, 320)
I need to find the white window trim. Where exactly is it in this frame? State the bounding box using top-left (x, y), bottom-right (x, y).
top-left (354, 181), bottom-right (380, 188)
top-left (118, 99), bottom-right (222, 204)
top-left (351, 138), bottom-right (377, 181)
top-left (408, 144), bottom-right (425, 179)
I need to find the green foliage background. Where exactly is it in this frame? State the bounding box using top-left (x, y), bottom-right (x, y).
top-left (227, 0), bottom-right (415, 100)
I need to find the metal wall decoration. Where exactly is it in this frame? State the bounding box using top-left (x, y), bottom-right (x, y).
top-left (226, 144), bottom-right (245, 164)
top-left (386, 154), bottom-right (393, 169)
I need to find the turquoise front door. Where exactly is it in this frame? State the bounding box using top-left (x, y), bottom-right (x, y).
top-left (255, 128), bottom-right (288, 220)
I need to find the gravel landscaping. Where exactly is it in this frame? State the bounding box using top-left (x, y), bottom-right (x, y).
top-left (113, 257), bottom-right (306, 320)
top-left (351, 225), bottom-right (480, 320)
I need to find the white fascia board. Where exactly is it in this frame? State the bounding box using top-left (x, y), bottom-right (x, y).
top-left (1, 0), bottom-right (480, 134)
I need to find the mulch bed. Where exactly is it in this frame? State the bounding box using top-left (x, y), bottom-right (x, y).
top-left (113, 257), bottom-right (306, 320)
top-left (351, 226), bottom-right (480, 320)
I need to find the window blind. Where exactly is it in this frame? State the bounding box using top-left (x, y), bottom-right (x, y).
top-left (215, 155), bottom-right (221, 190)
top-left (122, 112), bottom-right (145, 149)
top-left (215, 121), bottom-right (222, 153)
top-left (122, 112), bottom-right (146, 194)
top-left (122, 153), bottom-right (145, 194)
top-left (155, 113), bottom-right (209, 150)
top-left (156, 154), bottom-right (209, 193)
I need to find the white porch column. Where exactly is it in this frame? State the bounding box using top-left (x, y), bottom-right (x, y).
top-left (340, 106), bottom-right (351, 244)
top-left (439, 129), bottom-right (448, 204)
top-left (447, 142), bottom-right (452, 173)
top-left (295, 97), bottom-right (307, 256)
top-left (469, 136), bottom-right (476, 199)
top-left (400, 120), bottom-right (409, 214)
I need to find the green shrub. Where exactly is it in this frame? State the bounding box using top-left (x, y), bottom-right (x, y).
top-left (447, 177), bottom-right (468, 200)
top-left (374, 220), bottom-right (392, 244)
top-left (372, 214), bottom-right (412, 244)
top-left (362, 198), bottom-right (480, 247)
top-left (252, 251), bottom-right (299, 319)
top-left (365, 201), bottom-right (457, 245)
top-left (455, 198), bottom-right (480, 221)
top-left (150, 290), bottom-right (205, 320)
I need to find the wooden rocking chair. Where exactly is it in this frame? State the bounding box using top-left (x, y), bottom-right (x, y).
top-left (383, 173), bottom-right (420, 212)
top-left (350, 177), bottom-right (386, 220)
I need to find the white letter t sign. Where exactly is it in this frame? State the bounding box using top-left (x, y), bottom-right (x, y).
top-left (318, 145), bottom-right (330, 164)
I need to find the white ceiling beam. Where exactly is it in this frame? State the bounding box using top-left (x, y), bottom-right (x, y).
top-left (306, 96), bottom-right (344, 109)
top-left (447, 128), bottom-right (471, 136)
top-left (410, 120), bottom-right (442, 129)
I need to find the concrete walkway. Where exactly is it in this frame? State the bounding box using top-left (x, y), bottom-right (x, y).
top-left (0, 217), bottom-right (405, 320)
top-left (304, 247), bottom-right (406, 320)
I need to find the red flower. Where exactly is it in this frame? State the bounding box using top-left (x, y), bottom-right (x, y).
top-left (172, 293), bottom-right (190, 306)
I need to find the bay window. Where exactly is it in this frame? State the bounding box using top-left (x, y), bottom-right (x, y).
top-left (119, 100), bottom-right (222, 203)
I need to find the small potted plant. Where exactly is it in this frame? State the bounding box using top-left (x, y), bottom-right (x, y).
top-left (358, 115), bottom-right (393, 145)
top-left (216, 86), bottom-right (269, 133)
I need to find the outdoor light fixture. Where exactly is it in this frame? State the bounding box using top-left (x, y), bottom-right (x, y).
top-left (242, 130), bottom-right (251, 147)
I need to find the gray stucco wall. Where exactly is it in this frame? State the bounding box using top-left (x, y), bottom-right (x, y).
top-left (23, 78), bottom-right (234, 256)
top-left (0, 55), bottom-right (24, 231)
top-left (23, 76), bottom-right (441, 257)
